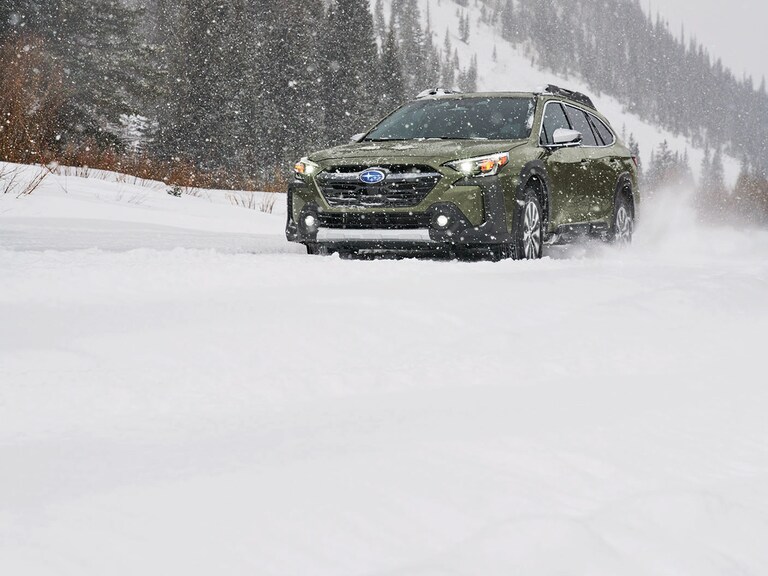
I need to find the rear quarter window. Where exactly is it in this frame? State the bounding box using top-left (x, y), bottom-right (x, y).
top-left (589, 114), bottom-right (615, 146)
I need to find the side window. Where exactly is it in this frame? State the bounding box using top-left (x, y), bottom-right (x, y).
top-left (540, 102), bottom-right (571, 145)
top-left (589, 114), bottom-right (615, 146)
top-left (564, 105), bottom-right (598, 146)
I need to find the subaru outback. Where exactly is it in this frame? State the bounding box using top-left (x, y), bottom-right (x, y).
top-left (286, 85), bottom-right (638, 259)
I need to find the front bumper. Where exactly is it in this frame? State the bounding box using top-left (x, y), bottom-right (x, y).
top-left (286, 175), bottom-right (513, 248)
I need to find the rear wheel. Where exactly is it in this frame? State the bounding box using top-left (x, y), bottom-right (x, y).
top-left (612, 194), bottom-right (634, 245)
top-left (514, 191), bottom-right (543, 259)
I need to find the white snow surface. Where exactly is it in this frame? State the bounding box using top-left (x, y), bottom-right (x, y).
top-left (2, 164), bottom-right (768, 575)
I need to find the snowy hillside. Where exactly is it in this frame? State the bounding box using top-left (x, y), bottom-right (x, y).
top-left (3, 160), bottom-right (768, 574)
top-left (387, 0), bottom-right (741, 184)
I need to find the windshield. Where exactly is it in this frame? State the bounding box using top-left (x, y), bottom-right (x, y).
top-left (364, 97), bottom-right (536, 141)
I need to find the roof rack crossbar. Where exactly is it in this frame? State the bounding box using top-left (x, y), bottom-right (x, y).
top-left (544, 84), bottom-right (596, 110)
top-left (416, 88), bottom-right (460, 99)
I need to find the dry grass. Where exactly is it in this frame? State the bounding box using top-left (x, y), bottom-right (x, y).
top-left (41, 145), bottom-right (287, 194)
top-left (0, 164), bottom-right (21, 195)
top-left (259, 193), bottom-right (278, 214)
top-left (1, 164), bottom-right (49, 197)
top-left (226, 191), bottom-right (280, 214)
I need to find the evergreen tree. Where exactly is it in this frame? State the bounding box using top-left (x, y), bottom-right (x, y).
top-left (380, 24), bottom-right (405, 112)
top-left (249, 0), bottom-right (326, 175)
top-left (160, 0), bottom-right (238, 169)
top-left (373, 0), bottom-right (386, 41)
top-left (459, 12), bottom-right (470, 43)
top-left (394, 0), bottom-right (426, 96)
top-left (500, 0), bottom-right (522, 44)
top-left (322, 0), bottom-right (380, 143)
top-left (1, 0), bottom-right (149, 148)
top-left (698, 147), bottom-right (728, 222)
top-left (459, 55), bottom-right (478, 92)
top-left (734, 162), bottom-right (768, 225)
top-left (441, 28), bottom-right (455, 88)
top-left (420, 7), bottom-right (441, 90)
top-left (646, 140), bottom-right (676, 191)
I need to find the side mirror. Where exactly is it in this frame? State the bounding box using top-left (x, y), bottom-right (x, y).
top-left (552, 128), bottom-right (582, 147)
top-left (350, 133), bottom-right (366, 143)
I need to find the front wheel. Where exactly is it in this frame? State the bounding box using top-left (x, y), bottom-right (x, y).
top-left (611, 195), bottom-right (634, 245)
top-left (514, 192), bottom-right (543, 260)
top-left (305, 243), bottom-right (331, 256)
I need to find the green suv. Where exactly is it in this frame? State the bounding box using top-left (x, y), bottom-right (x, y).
top-left (286, 85), bottom-right (638, 259)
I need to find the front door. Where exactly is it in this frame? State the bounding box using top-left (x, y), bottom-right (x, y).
top-left (539, 101), bottom-right (591, 227)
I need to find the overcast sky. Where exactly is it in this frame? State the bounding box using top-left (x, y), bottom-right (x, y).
top-left (645, 0), bottom-right (768, 88)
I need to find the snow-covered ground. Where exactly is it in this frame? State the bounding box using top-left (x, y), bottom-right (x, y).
top-left (2, 165), bottom-right (768, 574)
top-left (0, 163), bottom-right (295, 253)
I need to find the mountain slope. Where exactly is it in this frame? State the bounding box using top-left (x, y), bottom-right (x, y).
top-left (382, 0), bottom-right (741, 184)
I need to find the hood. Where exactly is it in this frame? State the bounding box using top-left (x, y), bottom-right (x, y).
top-left (310, 139), bottom-right (528, 164)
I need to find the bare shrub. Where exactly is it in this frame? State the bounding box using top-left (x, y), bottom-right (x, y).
top-left (0, 164), bottom-right (48, 196)
top-left (16, 167), bottom-right (48, 197)
top-left (183, 187), bottom-right (209, 199)
top-left (259, 192), bottom-right (278, 214)
top-left (0, 165), bottom-right (21, 194)
top-left (226, 191), bottom-right (281, 214)
top-left (226, 191), bottom-right (259, 210)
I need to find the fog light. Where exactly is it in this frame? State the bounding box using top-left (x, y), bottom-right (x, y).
top-left (304, 214), bottom-right (316, 228)
top-left (436, 215), bottom-right (449, 228)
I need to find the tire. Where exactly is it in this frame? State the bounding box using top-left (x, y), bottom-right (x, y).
top-left (514, 189), bottom-right (544, 260)
top-left (305, 243), bottom-right (331, 256)
top-left (611, 193), bottom-right (634, 245)
top-left (489, 243), bottom-right (513, 262)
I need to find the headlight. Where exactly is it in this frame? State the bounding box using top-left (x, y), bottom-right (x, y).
top-left (445, 152), bottom-right (510, 177)
top-left (293, 157), bottom-right (320, 179)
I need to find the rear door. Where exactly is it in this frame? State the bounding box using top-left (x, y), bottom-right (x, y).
top-left (588, 112), bottom-right (623, 219)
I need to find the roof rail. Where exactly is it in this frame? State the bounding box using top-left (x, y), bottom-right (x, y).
top-left (416, 88), bottom-right (460, 99)
top-left (543, 84), bottom-right (596, 110)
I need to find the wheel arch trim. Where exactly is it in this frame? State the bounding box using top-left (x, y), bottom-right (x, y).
top-left (614, 172), bottom-right (636, 213)
top-left (516, 160), bottom-right (552, 224)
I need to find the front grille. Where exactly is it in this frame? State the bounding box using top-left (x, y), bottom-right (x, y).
top-left (319, 212), bottom-right (431, 230)
top-left (316, 165), bottom-right (441, 208)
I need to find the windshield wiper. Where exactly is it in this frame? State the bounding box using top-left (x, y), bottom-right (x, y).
top-left (421, 136), bottom-right (491, 141)
top-left (362, 138), bottom-right (407, 142)
top-left (363, 136), bottom-right (492, 142)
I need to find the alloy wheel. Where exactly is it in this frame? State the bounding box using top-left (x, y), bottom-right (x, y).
top-left (522, 201), bottom-right (542, 259)
top-left (615, 205), bottom-right (634, 245)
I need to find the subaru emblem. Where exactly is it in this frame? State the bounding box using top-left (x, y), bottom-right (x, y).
top-left (359, 169), bottom-right (386, 184)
